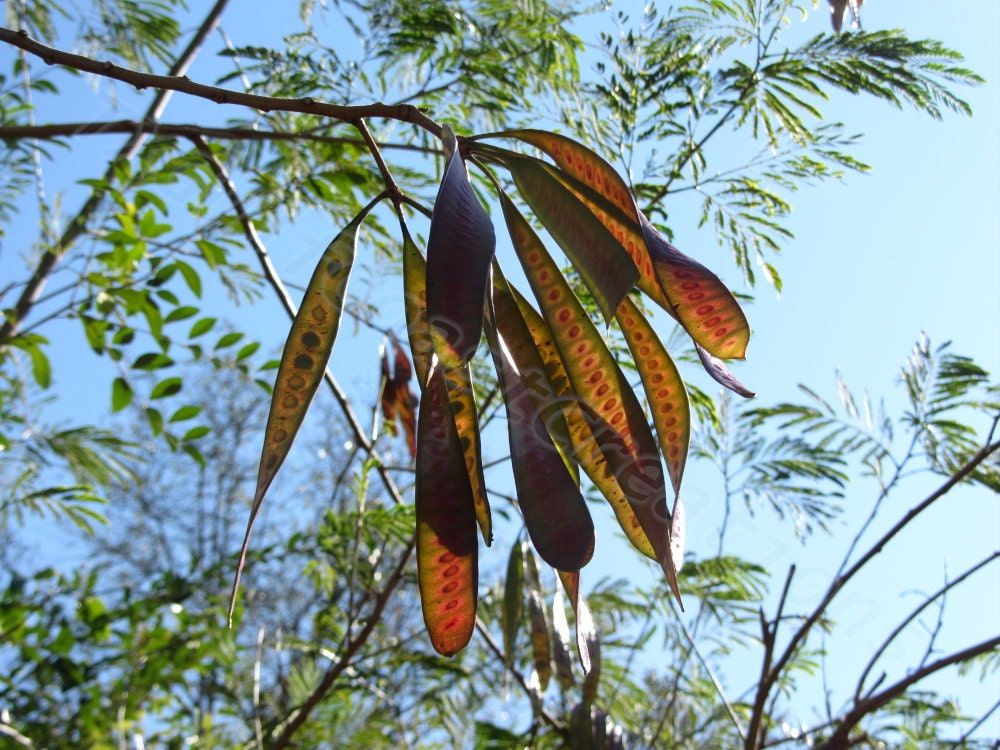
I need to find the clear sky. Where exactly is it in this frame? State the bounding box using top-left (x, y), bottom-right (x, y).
top-left (2, 0), bottom-right (997, 741)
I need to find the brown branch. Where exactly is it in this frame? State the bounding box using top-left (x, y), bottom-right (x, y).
top-left (0, 3), bottom-right (231, 349)
top-left (752, 436), bottom-right (1000, 747)
top-left (0, 26), bottom-right (442, 136)
top-left (853, 551), bottom-right (1000, 702)
top-left (817, 634), bottom-right (1000, 750)
top-left (265, 537), bottom-right (416, 750)
top-left (746, 565), bottom-right (796, 750)
top-left (474, 618), bottom-right (570, 741)
top-left (0, 120), bottom-right (438, 155)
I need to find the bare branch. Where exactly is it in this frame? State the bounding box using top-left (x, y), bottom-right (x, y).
top-left (818, 634), bottom-right (1000, 750)
top-left (753, 436), bottom-right (1000, 747)
top-left (474, 618), bottom-right (569, 741)
top-left (0, 2), bottom-right (232, 348)
top-left (264, 538), bottom-right (416, 750)
top-left (855, 551), bottom-right (1000, 701)
top-left (0, 27), bottom-right (443, 137)
top-left (0, 120), bottom-right (438, 155)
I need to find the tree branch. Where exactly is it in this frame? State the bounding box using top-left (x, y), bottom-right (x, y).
top-left (817, 634), bottom-right (1000, 750)
top-left (755, 436), bottom-right (1000, 745)
top-left (474, 618), bottom-right (570, 741)
top-left (0, 120), bottom-right (438, 155)
top-left (265, 537), bottom-right (416, 750)
top-left (853, 551), bottom-right (1000, 702)
top-left (0, 27), bottom-right (442, 137)
top-left (0, 3), bottom-right (232, 349)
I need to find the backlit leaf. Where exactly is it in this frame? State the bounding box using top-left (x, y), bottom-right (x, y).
top-left (442, 363), bottom-right (493, 546)
top-left (416, 359), bottom-right (479, 657)
top-left (231, 202), bottom-right (375, 622)
top-left (616, 296), bottom-right (691, 497)
top-left (501, 191), bottom-right (677, 593)
top-left (502, 539), bottom-right (525, 668)
top-left (551, 585), bottom-right (575, 691)
top-left (476, 145), bottom-right (638, 323)
top-left (524, 549), bottom-right (552, 692)
top-left (401, 225), bottom-right (434, 389)
top-left (426, 126), bottom-right (496, 367)
top-left (510, 284), bottom-right (655, 563)
top-left (379, 344), bottom-right (397, 435)
top-left (557, 570), bottom-right (598, 677)
top-left (490, 128), bottom-right (668, 307)
top-left (641, 214), bottom-right (751, 360)
top-left (390, 337), bottom-right (417, 458)
top-left (111, 377), bottom-right (132, 412)
top-left (479, 131), bottom-right (750, 361)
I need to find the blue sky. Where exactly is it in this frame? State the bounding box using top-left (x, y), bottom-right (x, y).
top-left (2, 0), bottom-right (998, 741)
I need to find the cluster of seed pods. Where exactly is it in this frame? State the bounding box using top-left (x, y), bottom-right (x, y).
top-left (234, 126), bottom-right (753, 657)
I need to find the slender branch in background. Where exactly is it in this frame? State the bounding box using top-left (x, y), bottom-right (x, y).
top-left (474, 618), bottom-right (569, 741)
top-left (669, 598), bottom-right (747, 743)
top-left (0, 1), bottom-right (232, 349)
top-left (265, 537), bottom-right (415, 750)
top-left (0, 722), bottom-right (34, 747)
top-left (0, 26), bottom-right (443, 138)
top-left (817, 634), bottom-right (1000, 750)
top-left (217, 26), bottom-right (252, 93)
top-left (834, 429), bottom-right (921, 582)
top-left (947, 697), bottom-right (1000, 749)
top-left (746, 564), bottom-right (796, 750)
top-left (755, 434), bottom-right (1000, 746)
top-left (189, 134), bottom-right (405, 508)
top-left (853, 551), bottom-right (1000, 701)
top-left (0, 120), bottom-right (438, 154)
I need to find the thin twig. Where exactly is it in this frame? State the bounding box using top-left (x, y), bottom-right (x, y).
top-left (746, 564), bottom-right (796, 750)
top-left (253, 625), bottom-right (265, 750)
top-left (265, 537), bottom-right (415, 750)
top-left (0, 26), bottom-right (442, 137)
top-left (0, 3), bottom-right (232, 349)
top-left (673, 598), bottom-right (747, 741)
top-left (817, 634), bottom-right (1000, 750)
top-left (853, 551), bottom-right (1000, 701)
top-left (756, 436), bottom-right (1000, 747)
top-left (474, 618), bottom-right (569, 741)
top-left (0, 120), bottom-right (438, 154)
top-left (947, 697), bottom-right (1000, 749)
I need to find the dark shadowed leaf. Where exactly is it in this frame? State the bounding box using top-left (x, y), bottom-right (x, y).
top-left (486, 275), bottom-right (594, 571)
top-left (695, 342), bottom-right (756, 398)
top-left (426, 126), bottom-right (496, 367)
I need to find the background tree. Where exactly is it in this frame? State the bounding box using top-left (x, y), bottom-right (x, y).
top-left (1, 1), bottom-right (996, 748)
